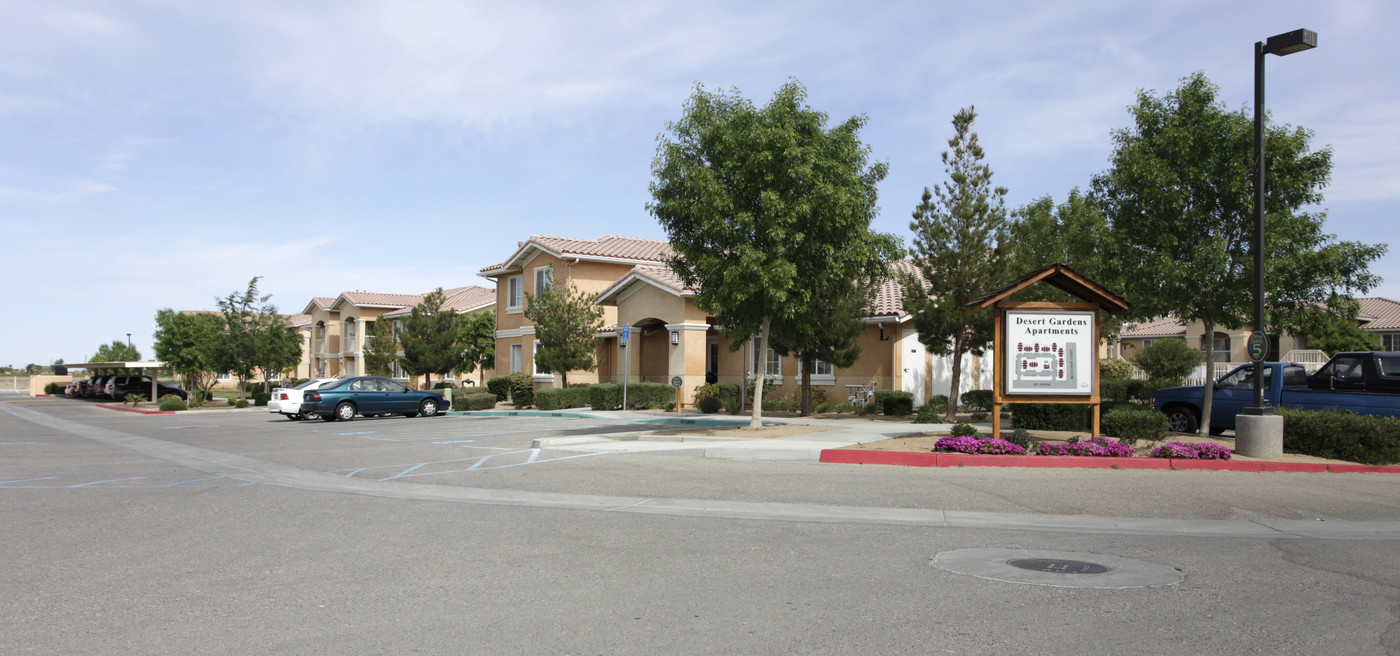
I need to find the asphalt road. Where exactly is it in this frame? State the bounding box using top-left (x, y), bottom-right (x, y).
top-left (4, 397), bottom-right (1399, 655)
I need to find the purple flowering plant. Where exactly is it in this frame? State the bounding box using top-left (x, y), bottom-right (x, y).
top-left (933, 435), bottom-right (1027, 455)
top-left (1038, 436), bottom-right (1134, 457)
top-left (1147, 441), bottom-right (1232, 460)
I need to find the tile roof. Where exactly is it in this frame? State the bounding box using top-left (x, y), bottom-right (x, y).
top-left (867, 260), bottom-right (923, 319)
top-left (311, 297), bottom-right (335, 309)
top-left (1119, 316), bottom-right (1188, 338)
top-left (337, 291), bottom-right (426, 308)
top-left (480, 234), bottom-right (674, 275)
top-left (1358, 297), bottom-right (1400, 331)
top-left (287, 313), bottom-right (312, 328)
top-left (381, 285), bottom-right (496, 318)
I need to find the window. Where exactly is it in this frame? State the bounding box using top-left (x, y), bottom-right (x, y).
top-left (381, 379), bottom-right (408, 393)
top-left (1382, 334), bottom-right (1400, 351)
top-left (534, 266), bottom-right (552, 294)
top-left (753, 348), bottom-right (781, 377)
top-left (216, 372), bottom-right (231, 381)
top-left (392, 360), bottom-right (407, 379)
top-left (1201, 334), bottom-right (1230, 355)
top-left (534, 340), bottom-right (550, 376)
top-left (507, 276), bottom-right (523, 310)
top-left (344, 360), bottom-right (356, 377)
top-left (810, 359), bottom-right (833, 377)
top-left (510, 344), bottom-right (522, 373)
top-left (393, 320), bottom-right (402, 342)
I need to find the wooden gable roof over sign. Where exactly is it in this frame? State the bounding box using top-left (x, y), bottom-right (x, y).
top-left (964, 263), bottom-right (1131, 314)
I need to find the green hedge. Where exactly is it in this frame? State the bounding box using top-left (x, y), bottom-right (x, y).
top-left (1100, 406), bottom-right (1170, 444)
top-left (587, 382), bottom-right (675, 410)
top-left (875, 389), bottom-right (914, 416)
top-left (252, 392), bottom-right (271, 407)
top-left (537, 387), bottom-right (591, 410)
top-left (762, 400), bottom-right (792, 412)
top-left (455, 392), bottom-right (497, 411)
top-left (1279, 408), bottom-right (1400, 465)
top-left (960, 389), bottom-right (993, 412)
top-left (159, 397), bottom-right (188, 411)
top-left (507, 372), bottom-right (534, 408)
top-left (486, 376), bottom-right (510, 401)
top-left (1009, 403), bottom-right (1092, 431)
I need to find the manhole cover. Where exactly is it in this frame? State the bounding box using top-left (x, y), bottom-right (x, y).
top-left (933, 549), bottom-right (1181, 588)
top-left (1007, 558), bottom-right (1110, 574)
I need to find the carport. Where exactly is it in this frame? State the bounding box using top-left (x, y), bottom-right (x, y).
top-left (64, 361), bottom-right (169, 401)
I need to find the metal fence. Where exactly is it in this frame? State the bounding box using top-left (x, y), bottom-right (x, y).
top-left (0, 376), bottom-right (32, 392)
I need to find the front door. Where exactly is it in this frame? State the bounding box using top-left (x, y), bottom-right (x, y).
top-left (900, 329), bottom-right (926, 401)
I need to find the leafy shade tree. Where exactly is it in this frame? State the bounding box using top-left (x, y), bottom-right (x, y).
top-left (363, 317), bottom-right (399, 377)
top-left (153, 309), bottom-right (224, 398)
top-left (1129, 339), bottom-right (1202, 380)
top-left (523, 281), bottom-right (604, 388)
top-left (213, 277), bottom-right (286, 399)
top-left (1297, 311), bottom-right (1380, 355)
top-left (253, 313), bottom-right (303, 391)
top-left (902, 106), bottom-right (1011, 421)
top-left (649, 80), bottom-right (893, 427)
top-left (1092, 72), bottom-right (1385, 435)
top-left (458, 310), bottom-right (497, 386)
top-left (770, 278), bottom-right (876, 416)
top-left (399, 289), bottom-right (463, 388)
top-left (91, 340), bottom-right (142, 363)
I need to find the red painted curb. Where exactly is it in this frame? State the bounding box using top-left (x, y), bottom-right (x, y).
top-left (95, 403), bottom-right (174, 415)
top-left (819, 449), bottom-right (1396, 474)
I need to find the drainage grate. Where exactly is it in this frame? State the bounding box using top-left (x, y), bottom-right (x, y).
top-left (1008, 558), bottom-right (1110, 575)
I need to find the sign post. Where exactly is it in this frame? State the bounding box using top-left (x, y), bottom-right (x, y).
top-left (671, 375), bottom-right (683, 412)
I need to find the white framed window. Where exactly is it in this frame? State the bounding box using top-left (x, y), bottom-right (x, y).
top-left (1140, 339), bottom-right (1156, 349)
top-left (393, 320), bottom-right (402, 342)
top-left (507, 276), bottom-right (524, 311)
top-left (753, 348), bottom-right (781, 377)
top-left (1382, 334), bottom-right (1400, 351)
top-left (392, 360), bottom-right (407, 379)
top-left (533, 340), bottom-right (551, 377)
top-left (799, 359), bottom-right (835, 385)
top-left (510, 344), bottom-right (522, 373)
top-left (216, 372), bottom-right (231, 381)
top-left (1201, 334), bottom-right (1230, 355)
top-left (534, 266), bottom-right (553, 294)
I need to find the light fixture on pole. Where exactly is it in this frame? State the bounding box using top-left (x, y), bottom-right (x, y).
top-left (1246, 28), bottom-right (1316, 416)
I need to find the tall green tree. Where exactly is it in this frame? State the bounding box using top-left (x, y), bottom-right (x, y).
top-left (253, 314), bottom-right (303, 390)
top-left (523, 280), bottom-right (604, 388)
top-left (1092, 72), bottom-right (1385, 435)
top-left (1296, 311), bottom-right (1380, 355)
top-left (399, 289), bottom-right (463, 388)
top-left (153, 309), bottom-right (223, 397)
top-left (649, 80), bottom-right (893, 427)
top-left (91, 340), bottom-right (142, 363)
top-left (213, 276), bottom-right (283, 399)
top-left (363, 317), bottom-right (399, 377)
top-left (902, 106), bottom-right (1011, 421)
top-left (457, 310), bottom-right (497, 386)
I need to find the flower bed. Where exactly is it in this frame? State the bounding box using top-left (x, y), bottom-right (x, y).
top-left (1148, 441), bottom-right (1232, 460)
top-left (933, 436), bottom-right (1027, 455)
top-left (1037, 437), bottom-right (1133, 457)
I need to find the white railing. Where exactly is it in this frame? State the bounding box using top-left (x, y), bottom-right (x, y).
top-left (0, 376), bottom-right (30, 392)
top-left (314, 339), bottom-right (325, 354)
top-left (1282, 349), bottom-right (1330, 372)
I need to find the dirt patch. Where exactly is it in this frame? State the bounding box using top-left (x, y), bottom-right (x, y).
top-left (641, 425), bottom-right (839, 440)
top-left (841, 429), bottom-right (1344, 464)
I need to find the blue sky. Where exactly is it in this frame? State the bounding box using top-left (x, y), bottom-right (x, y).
top-left (3, 1), bottom-right (1397, 368)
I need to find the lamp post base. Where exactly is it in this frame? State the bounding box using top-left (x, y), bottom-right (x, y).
top-left (1235, 413), bottom-right (1284, 458)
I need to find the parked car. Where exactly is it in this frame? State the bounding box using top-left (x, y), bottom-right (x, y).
top-left (108, 375), bottom-right (188, 401)
top-left (89, 375), bottom-right (114, 399)
top-left (301, 376), bottom-right (447, 422)
top-left (1152, 353), bottom-right (1400, 434)
top-left (77, 377), bottom-right (98, 397)
top-left (269, 378), bottom-right (337, 420)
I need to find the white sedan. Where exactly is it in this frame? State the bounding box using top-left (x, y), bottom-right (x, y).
top-left (269, 379), bottom-right (337, 420)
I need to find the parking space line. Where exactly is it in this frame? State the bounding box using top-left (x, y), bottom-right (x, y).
top-left (0, 477), bottom-right (57, 485)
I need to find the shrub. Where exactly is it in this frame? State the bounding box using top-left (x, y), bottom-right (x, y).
top-left (252, 392), bottom-right (271, 407)
top-left (813, 401), bottom-right (836, 414)
top-left (1278, 408), bottom-right (1400, 465)
top-left (1007, 427), bottom-right (1032, 449)
top-left (762, 400), bottom-right (791, 412)
top-left (927, 395), bottom-right (950, 416)
top-left (1038, 436), bottom-right (1134, 457)
top-left (486, 376), bottom-right (511, 401)
top-left (1100, 406), bottom-right (1170, 445)
top-left (834, 403), bottom-right (854, 414)
top-left (697, 396), bottom-right (723, 413)
top-left (455, 392), bottom-right (497, 411)
top-left (627, 383), bottom-right (675, 409)
top-left (950, 422), bottom-right (978, 437)
top-left (934, 436), bottom-right (1026, 455)
top-left (1009, 403), bottom-right (1091, 431)
top-left (716, 382), bottom-right (742, 408)
top-left (234, 398), bottom-right (250, 409)
top-left (1148, 441), bottom-right (1232, 460)
top-left (743, 375), bottom-right (777, 402)
top-left (1099, 379), bottom-right (1134, 403)
top-left (960, 390), bottom-right (993, 413)
top-left (507, 372), bottom-right (534, 408)
top-left (158, 395), bottom-right (187, 411)
top-left (913, 408), bottom-right (941, 424)
top-left (45, 382), bottom-right (62, 395)
top-left (536, 387), bottom-right (591, 410)
top-left (693, 383), bottom-right (721, 402)
top-left (124, 393), bottom-right (146, 407)
top-left (1131, 339), bottom-right (1201, 380)
top-left (1100, 358), bottom-right (1134, 381)
top-left (589, 382), bottom-right (623, 410)
top-left (1136, 378), bottom-right (1185, 403)
top-left (876, 389), bottom-right (914, 416)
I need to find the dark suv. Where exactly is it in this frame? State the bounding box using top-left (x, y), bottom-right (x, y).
top-left (109, 375), bottom-right (188, 401)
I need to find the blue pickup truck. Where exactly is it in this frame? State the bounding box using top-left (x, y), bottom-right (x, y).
top-left (1151, 352), bottom-right (1400, 434)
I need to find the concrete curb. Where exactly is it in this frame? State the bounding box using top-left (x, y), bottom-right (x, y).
top-left (820, 449), bottom-right (1400, 474)
top-left (95, 403), bottom-right (174, 415)
top-left (455, 409), bottom-right (752, 428)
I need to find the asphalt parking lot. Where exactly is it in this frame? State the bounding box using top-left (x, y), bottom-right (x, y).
top-left (5, 397), bottom-right (1400, 655)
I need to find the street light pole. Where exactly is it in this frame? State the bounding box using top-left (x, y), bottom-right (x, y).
top-left (1247, 28), bottom-right (1316, 414)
